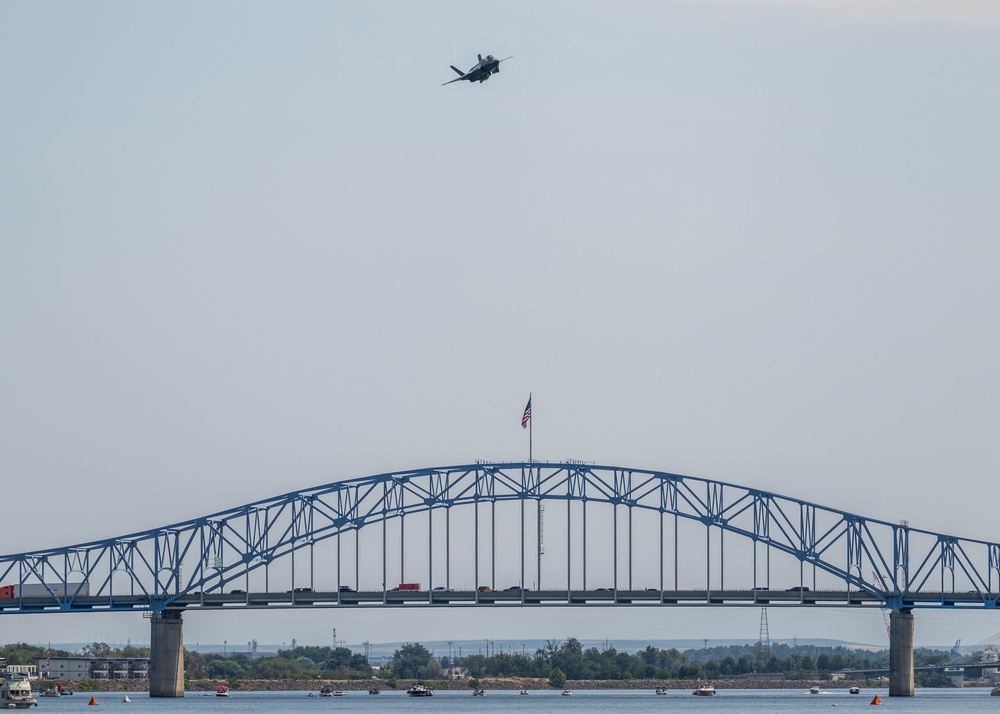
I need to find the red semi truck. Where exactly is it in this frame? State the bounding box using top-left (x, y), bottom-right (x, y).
top-left (0, 583), bottom-right (90, 598)
top-left (389, 583), bottom-right (421, 592)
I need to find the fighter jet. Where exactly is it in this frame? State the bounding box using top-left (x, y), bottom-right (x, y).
top-left (442, 54), bottom-right (513, 86)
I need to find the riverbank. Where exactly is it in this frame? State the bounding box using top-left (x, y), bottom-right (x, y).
top-left (38, 676), bottom-right (894, 693)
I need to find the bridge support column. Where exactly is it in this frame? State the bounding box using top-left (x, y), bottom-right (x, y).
top-left (150, 611), bottom-right (184, 697)
top-left (889, 609), bottom-right (914, 697)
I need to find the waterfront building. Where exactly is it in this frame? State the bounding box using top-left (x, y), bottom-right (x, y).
top-left (34, 656), bottom-right (149, 680)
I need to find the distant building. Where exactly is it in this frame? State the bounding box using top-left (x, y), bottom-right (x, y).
top-left (4, 665), bottom-right (38, 680)
top-left (34, 656), bottom-right (149, 680)
top-left (983, 646), bottom-right (999, 678)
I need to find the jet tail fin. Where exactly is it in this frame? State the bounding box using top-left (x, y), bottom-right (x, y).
top-left (450, 65), bottom-right (465, 77)
top-left (478, 54), bottom-right (483, 62)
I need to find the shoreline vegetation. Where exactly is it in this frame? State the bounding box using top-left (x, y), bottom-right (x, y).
top-left (6, 637), bottom-right (965, 693)
top-left (43, 676), bottom-right (861, 693)
top-left (40, 677), bottom-right (988, 693)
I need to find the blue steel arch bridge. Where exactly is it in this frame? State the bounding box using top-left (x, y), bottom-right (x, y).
top-left (1, 462), bottom-right (997, 696)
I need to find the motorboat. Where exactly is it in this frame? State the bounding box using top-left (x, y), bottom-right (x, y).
top-left (472, 688), bottom-right (485, 696)
top-left (561, 689), bottom-right (572, 696)
top-left (215, 685), bottom-right (230, 697)
top-left (333, 691), bottom-right (346, 697)
top-left (0, 672), bottom-right (37, 709)
top-left (655, 687), bottom-right (668, 695)
top-left (991, 684), bottom-right (1000, 696)
top-left (692, 683), bottom-right (716, 696)
top-left (809, 686), bottom-right (821, 694)
top-left (850, 686), bottom-right (861, 694)
top-left (519, 689), bottom-right (529, 695)
top-left (407, 684), bottom-right (434, 697)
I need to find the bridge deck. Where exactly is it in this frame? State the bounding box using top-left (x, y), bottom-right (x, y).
top-left (2, 588), bottom-right (990, 613)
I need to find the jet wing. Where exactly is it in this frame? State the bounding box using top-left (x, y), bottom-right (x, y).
top-left (441, 75), bottom-right (467, 86)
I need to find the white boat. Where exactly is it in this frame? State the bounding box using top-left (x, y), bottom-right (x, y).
top-left (215, 685), bottom-right (230, 697)
top-left (561, 689), bottom-right (572, 696)
top-left (655, 687), bottom-right (668, 695)
top-left (0, 672), bottom-right (38, 709)
top-left (809, 686), bottom-right (821, 694)
top-left (406, 684), bottom-right (433, 697)
top-left (519, 690), bottom-right (529, 695)
top-left (849, 686), bottom-right (861, 694)
top-left (692, 683), bottom-right (716, 696)
top-left (333, 691), bottom-right (346, 697)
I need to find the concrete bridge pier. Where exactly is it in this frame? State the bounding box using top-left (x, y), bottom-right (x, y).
top-left (889, 609), bottom-right (914, 697)
top-left (149, 610), bottom-right (185, 697)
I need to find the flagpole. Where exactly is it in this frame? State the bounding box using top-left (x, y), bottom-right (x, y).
top-left (529, 392), bottom-right (533, 463)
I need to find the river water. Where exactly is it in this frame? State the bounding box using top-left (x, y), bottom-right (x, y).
top-left (34, 688), bottom-right (1000, 713)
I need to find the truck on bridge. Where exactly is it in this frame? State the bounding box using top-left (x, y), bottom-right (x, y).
top-left (0, 583), bottom-right (90, 598)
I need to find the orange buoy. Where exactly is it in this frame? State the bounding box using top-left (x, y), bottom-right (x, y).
top-left (870, 694), bottom-right (882, 705)
top-left (88, 695), bottom-right (99, 705)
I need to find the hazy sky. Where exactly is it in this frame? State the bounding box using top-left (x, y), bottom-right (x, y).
top-left (2, 1), bottom-right (999, 650)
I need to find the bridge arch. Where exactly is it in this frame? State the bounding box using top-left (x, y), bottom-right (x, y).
top-left (0, 462), bottom-right (997, 613)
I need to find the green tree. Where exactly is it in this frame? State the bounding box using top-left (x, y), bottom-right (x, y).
top-left (389, 643), bottom-right (435, 679)
top-left (250, 656), bottom-right (300, 679)
top-left (549, 667), bottom-right (567, 688)
top-left (0, 644), bottom-right (47, 666)
top-left (82, 643), bottom-right (113, 658)
top-left (206, 659), bottom-right (245, 679)
top-left (184, 651), bottom-right (207, 679)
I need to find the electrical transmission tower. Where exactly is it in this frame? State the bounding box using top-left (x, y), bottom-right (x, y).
top-left (755, 607), bottom-right (771, 672)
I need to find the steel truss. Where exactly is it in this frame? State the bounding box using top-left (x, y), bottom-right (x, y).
top-left (0, 462), bottom-right (997, 614)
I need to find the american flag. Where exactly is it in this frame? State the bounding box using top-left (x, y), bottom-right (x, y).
top-left (521, 396), bottom-right (532, 428)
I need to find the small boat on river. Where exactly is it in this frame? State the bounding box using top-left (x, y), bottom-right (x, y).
top-left (215, 685), bottom-right (230, 697)
top-left (850, 686), bottom-right (861, 694)
top-left (692, 683), bottom-right (716, 696)
top-left (407, 684), bottom-right (433, 697)
top-left (809, 685), bottom-right (821, 694)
